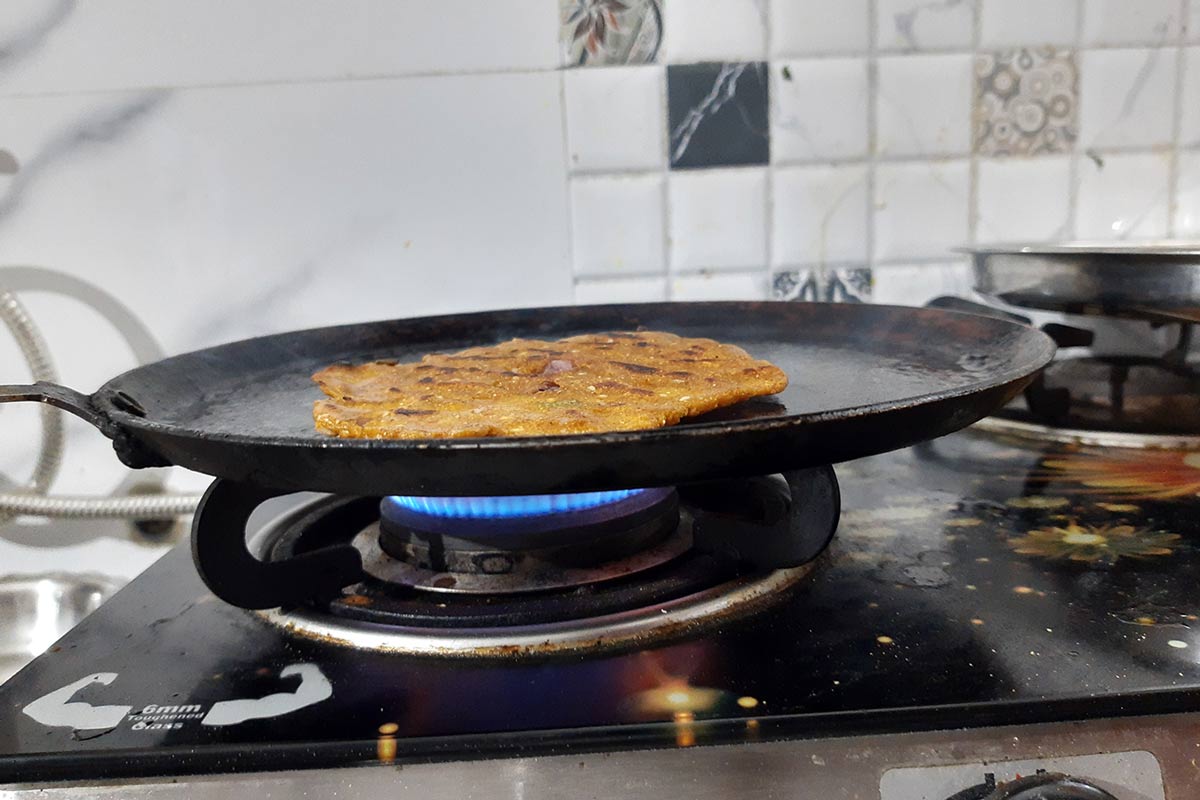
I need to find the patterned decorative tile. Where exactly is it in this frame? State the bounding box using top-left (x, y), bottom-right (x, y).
top-left (973, 47), bottom-right (1078, 156)
top-left (772, 268), bottom-right (872, 302)
top-left (560, 0), bottom-right (663, 67)
top-left (667, 62), bottom-right (769, 169)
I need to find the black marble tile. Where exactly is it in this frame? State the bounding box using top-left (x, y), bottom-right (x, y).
top-left (667, 61), bottom-right (769, 170)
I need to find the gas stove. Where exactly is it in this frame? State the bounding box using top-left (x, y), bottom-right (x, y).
top-left (0, 293), bottom-right (1194, 798)
top-left (2, 426), bottom-right (1199, 797)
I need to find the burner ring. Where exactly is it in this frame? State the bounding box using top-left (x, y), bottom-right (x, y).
top-left (257, 564), bottom-right (813, 658)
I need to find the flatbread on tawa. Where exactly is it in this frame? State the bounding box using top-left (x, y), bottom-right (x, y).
top-left (312, 331), bottom-right (788, 439)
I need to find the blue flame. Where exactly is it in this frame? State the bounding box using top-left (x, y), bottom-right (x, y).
top-left (384, 489), bottom-right (645, 520)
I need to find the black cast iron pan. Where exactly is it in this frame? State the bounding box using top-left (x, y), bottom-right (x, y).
top-left (0, 302), bottom-right (1055, 496)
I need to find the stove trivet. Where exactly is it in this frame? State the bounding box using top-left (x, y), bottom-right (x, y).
top-left (189, 467), bottom-right (840, 653)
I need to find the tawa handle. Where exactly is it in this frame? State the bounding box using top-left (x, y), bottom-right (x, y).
top-left (0, 381), bottom-right (169, 468)
top-left (0, 381), bottom-right (115, 434)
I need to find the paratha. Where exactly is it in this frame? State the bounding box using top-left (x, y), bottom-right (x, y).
top-left (312, 331), bottom-right (787, 439)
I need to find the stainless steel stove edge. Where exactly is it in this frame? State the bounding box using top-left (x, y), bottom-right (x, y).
top-left (2, 712), bottom-right (1194, 799)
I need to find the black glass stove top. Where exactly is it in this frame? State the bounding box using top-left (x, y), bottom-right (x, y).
top-left (3, 428), bottom-right (1200, 783)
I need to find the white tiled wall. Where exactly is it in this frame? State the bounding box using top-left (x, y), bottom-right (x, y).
top-left (2, 0), bottom-right (1200, 508)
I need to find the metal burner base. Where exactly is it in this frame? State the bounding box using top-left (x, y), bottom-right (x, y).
top-left (356, 518), bottom-right (692, 594)
top-left (256, 564), bottom-right (813, 657)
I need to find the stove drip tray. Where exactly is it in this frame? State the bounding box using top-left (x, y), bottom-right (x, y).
top-left (189, 468), bottom-right (840, 657)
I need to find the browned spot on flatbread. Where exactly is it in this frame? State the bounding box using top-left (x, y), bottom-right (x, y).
top-left (311, 331), bottom-right (787, 439)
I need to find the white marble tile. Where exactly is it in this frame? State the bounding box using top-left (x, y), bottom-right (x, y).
top-left (979, 0), bottom-right (1077, 47)
top-left (1082, 0), bottom-right (1183, 46)
top-left (574, 275), bottom-right (668, 304)
top-left (771, 0), bottom-right (870, 56)
top-left (1172, 150), bottom-right (1200, 236)
top-left (667, 167), bottom-right (768, 271)
top-left (1078, 47), bottom-right (1178, 149)
top-left (564, 65), bottom-right (665, 172)
top-left (0, 72), bottom-right (573, 491)
top-left (873, 160), bottom-right (970, 261)
top-left (671, 271), bottom-right (767, 300)
top-left (876, 0), bottom-right (975, 52)
top-left (1076, 152), bottom-right (1171, 239)
top-left (871, 260), bottom-right (971, 306)
top-left (876, 54), bottom-right (973, 157)
top-left (1190, 0), bottom-right (1200, 42)
top-left (771, 164), bottom-right (868, 266)
top-left (1179, 47), bottom-right (1200, 146)
top-left (663, 0), bottom-right (767, 62)
top-left (976, 156), bottom-right (1071, 242)
top-left (0, 0), bottom-right (560, 95)
top-left (771, 58), bottom-right (869, 162)
top-left (570, 173), bottom-right (666, 277)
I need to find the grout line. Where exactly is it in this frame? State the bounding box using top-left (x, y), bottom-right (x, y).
top-left (865, 0), bottom-right (879, 287)
top-left (3, 40), bottom-right (1194, 104)
top-left (574, 270), bottom-right (671, 282)
top-left (758, 0), bottom-right (777, 297)
top-left (1065, 0), bottom-right (1086, 240)
top-left (659, 62), bottom-right (674, 299)
top-left (563, 142), bottom-right (1166, 192)
top-left (557, 70), bottom-right (581, 294)
top-left (1168, 0), bottom-right (1189, 237)
top-left (966, 0), bottom-right (982, 246)
top-left (763, 0), bottom-right (776, 299)
top-left (0, 64), bottom-right (566, 101)
top-left (779, 256), bottom-right (964, 270)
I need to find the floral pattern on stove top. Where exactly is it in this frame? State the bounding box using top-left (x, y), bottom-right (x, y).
top-left (1009, 521), bottom-right (1180, 564)
top-left (1037, 449), bottom-right (1200, 500)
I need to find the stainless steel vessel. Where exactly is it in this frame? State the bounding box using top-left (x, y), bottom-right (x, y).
top-left (966, 242), bottom-right (1200, 323)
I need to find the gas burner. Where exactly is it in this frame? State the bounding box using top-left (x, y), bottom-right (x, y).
top-left (190, 468), bottom-right (840, 656)
top-left (372, 487), bottom-right (683, 593)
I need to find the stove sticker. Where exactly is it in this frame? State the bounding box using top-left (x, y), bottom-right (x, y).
top-left (22, 673), bottom-right (133, 731)
top-left (201, 663), bottom-right (332, 727)
top-left (20, 663), bottom-right (332, 733)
